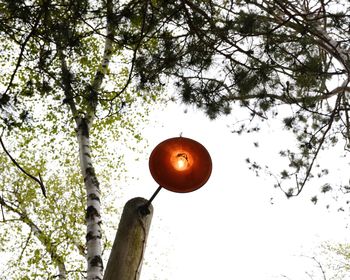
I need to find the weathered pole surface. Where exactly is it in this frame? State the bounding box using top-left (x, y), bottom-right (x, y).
top-left (103, 197), bottom-right (153, 280)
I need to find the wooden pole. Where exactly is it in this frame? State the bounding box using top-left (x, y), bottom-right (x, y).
top-left (103, 197), bottom-right (153, 280)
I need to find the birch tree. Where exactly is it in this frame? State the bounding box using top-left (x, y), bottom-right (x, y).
top-left (0, 0), bottom-right (159, 279)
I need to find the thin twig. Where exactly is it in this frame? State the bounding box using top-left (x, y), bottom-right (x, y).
top-left (19, 229), bottom-right (33, 263)
top-left (294, 94), bottom-right (341, 195)
top-left (0, 201), bottom-right (4, 221)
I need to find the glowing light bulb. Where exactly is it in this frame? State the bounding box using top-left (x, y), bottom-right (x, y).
top-left (174, 153), bottom-right (189, 171)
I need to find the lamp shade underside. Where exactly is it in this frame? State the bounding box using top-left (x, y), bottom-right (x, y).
top-left (149, 137), bottom-right (212, 193)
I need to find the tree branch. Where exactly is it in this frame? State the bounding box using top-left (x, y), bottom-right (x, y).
top-left (295, 95), bottom-right (341, 196)
top-left (58, 48), bottom-right (79, 122)
top-left (86, 0), bottom-right (117, 124)
top-left (0, 195), bottom-right (67, 279)
top-left (3, 2), bottom-right (48, 96)
top-left (0, 132), bottom-right (46, 198)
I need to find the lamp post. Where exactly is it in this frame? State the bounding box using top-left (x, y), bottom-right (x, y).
top-left (103, 137), bottom-right (212, 280)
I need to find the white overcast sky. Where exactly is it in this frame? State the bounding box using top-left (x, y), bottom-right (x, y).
top-left (120, 99), bottom-right (350, 280)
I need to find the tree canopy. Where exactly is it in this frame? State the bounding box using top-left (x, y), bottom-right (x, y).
top-left (123, 0), bottom-right (350, 200)
top-left (143, 0), bottom-right (350, 199)
top-left (1, 0), bottom-right (350, 279)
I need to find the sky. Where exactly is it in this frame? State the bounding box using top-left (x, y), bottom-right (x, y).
top-left (119, 100), bottom-right (350, 280)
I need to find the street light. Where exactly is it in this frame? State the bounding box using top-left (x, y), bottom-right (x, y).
top-left (104, 136), bottom-right (212, 280)
top-left (149, 136), bottom-right (212, 193)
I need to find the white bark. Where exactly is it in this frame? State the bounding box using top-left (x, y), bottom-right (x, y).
top-left (81, 1), bottom-right (115, 279)
top-left (77, 118), bottom-right (103, 280)
top-left (87, 6), bottom-right (115, 125)
top-left (269, 1), bottom-right (350, 94)
top-left (312, 20), bottom-right (350, 95)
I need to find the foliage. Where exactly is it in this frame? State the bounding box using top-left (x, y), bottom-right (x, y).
top-left (291, 245), bottom-right (350, 280)
top-left (0, 98), bottom-right (138, 278)
top-left (124, 0), bottom-right (350, 201)
top-left (323, 242), bottom-right (350, 278)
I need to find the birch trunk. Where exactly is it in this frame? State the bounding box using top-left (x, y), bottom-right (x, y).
top-left (76, 117), bottom-right (103, 280)
top-left (75, 0), bottom-right (115, 278)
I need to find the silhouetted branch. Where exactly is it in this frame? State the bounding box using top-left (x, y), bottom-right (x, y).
top-left (3, 2), bottom-right (48, 96)
top-left (0, 132), bottom-right (46, 198)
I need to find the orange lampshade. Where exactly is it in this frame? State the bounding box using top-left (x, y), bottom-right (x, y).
top-left (149, 137), bottom-right (212, 193)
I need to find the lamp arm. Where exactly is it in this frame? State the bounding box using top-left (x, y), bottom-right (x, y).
top-left (139, 186), bottom-right (162, 215)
